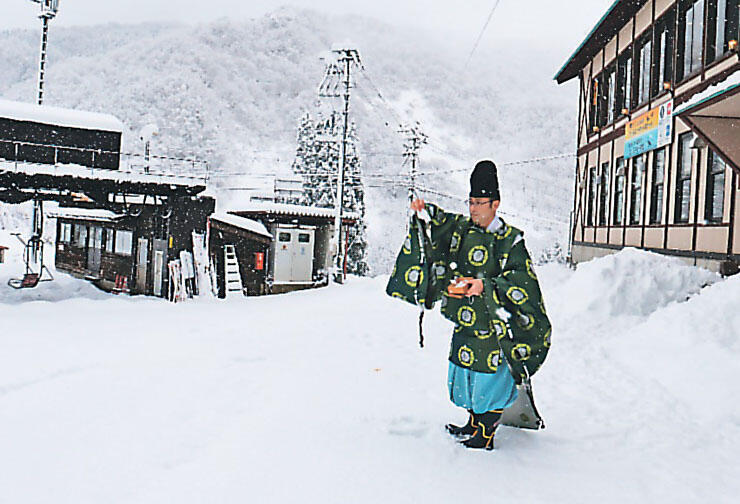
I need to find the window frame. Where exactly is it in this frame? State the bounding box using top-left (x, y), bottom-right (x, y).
top-left (677, 0), bottom-right (706, 82)
top-left (652, 7), bottom-right (677, 98)
top-left (599, 160), bottom-right (611, 226)
top-left (675, 133), bottom-right (694, 224)
top-left (706, 0), bottom-right (740, 64)
top-left (636, 31), bottom-right (654, 107)
top-left (617, 47), bottom-right (634, 116)
top-left (630, 154), bottom-right (647, 225)
top-left (705, 149), bottom-right (727, 223)
top-left (114, 230), bottom-right (134, 256)
top-left (614, 157), bottom-right (626, 225)
top-left (650, 148), bottom-right (667, 224)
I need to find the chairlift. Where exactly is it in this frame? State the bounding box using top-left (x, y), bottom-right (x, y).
top-left (7, 233), bottom-right (54, 289)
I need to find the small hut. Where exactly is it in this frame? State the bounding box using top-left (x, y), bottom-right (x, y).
top-left (208, 213), bottom-right (272, 297)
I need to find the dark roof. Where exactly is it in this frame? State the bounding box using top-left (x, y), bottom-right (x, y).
top-left (555, 0), bottom-right (648, 84)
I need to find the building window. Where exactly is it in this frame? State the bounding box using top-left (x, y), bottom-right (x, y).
top-left (617, 48), bottom-right (633, 115)
top-left (587, 166), bottom-right (597, 225)
top-left (599, 161), bottom-right (611, 226)
top-left (60, 222), bottom-right (72, 243)
top-left (706, 0), bottom-right (740, 63)
top-left (706, 149), bottom-right (727, 222)
top-left (278, 232), bottom-right (291, 242)
top-left (650, 149), bottom-right (667, 224)
top-left (678, 0), bottom-right (706, 81)
top-left (105, 228), bottom-right (115, 253)
top-left (115, 230), bottom-right (133, 256)
top-left (590, 76), bottom-right (600, 131)
top-left (614, 157), bottom-right (626, 225)
top-left (603, 64), bottom-right (617, 125)
top-left (675, 133), bottom-right (694, 223)
top-left (74, 224), bottom-right (88, 248)
top-left (652, 8), bottom-right (676, 96)
top-left (636, 33), bottom-right (653, 106)
top-left (630, 155), bottom-right (646, 225)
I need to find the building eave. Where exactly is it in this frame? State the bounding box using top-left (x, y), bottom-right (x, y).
top-left (555, 0), bottom-right (647, 84)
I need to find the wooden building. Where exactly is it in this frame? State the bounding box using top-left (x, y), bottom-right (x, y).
top-left (53, 196), bottom-right (215, 297)
top-left (208, 212), bottom-right (272, 297)
top-left (0, 99), bottom-right (123, 170)
top-left (228, 202), bottom-right (359, 294)
top-left (556, 0), bottom-right (740, 273)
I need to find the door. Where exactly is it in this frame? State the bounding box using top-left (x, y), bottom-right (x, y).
top-left (292, 229), bottom-right (314, 282)
top-left (86, 226), bottom-right (103, 274)
top-left (152, 239), bottom-right (168, 297)
top-left (136, 237), bottom-right (149, 293)
top-left (273, 229), bottom-right (293, 283)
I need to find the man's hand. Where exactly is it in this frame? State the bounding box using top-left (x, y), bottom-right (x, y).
top-left (410, 199), bottom-right (425, 212)
top-left (464, 279), bottom-right (484, 297)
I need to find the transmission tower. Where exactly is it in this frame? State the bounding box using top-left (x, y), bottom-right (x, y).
top-left (318, 47), bottom-right (363, 284)
top-left (29, 1), bottom-right (61, 105)
top-left (399, 123), bottom-right (428, 203)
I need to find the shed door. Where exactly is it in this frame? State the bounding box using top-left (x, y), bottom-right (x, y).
top-left (136, 238), bottom-right (149, 293)
top-left (152, 239), bottom-right (168, 297)
top-left (291, 230), bottom-right (314, 282)
top-left (87, 226), bottom-right (103, 274)
top-left (273, 230), bottom-right (293, 283)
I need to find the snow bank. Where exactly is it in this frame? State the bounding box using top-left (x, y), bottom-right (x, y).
top-left (555, 247), bottom-right (718, 320)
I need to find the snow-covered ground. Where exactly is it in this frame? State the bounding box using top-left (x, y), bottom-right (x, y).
top-left (1, 231), bottom-right (738, 503)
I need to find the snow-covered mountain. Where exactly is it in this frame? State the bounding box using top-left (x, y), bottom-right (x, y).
top-left (0, 8), bottom-right (577, 271)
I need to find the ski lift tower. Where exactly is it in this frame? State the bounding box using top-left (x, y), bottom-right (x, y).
top-left (318, 47), bottom-right (362, 284)
top-left (29, 0), bottom-right (61, 105)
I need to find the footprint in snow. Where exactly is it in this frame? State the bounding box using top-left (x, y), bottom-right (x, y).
top-left (387, 416), bottom-right (429, 437)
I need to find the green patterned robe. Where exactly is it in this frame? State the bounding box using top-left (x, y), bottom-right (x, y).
top-left (386, 204), bottom-right (551, 383)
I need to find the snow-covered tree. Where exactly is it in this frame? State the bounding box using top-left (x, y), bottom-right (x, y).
top-left (292, 110), bottom-right (369, 275)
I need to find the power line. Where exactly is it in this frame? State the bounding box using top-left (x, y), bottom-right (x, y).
top-left (464, 0), bottom-right (503, 69)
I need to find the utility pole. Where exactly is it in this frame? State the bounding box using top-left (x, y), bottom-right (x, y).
top-left (318, 47), bottom-right (362, 284)
top-left (399, 123), bottom-right (428, 203)
top-left (30, 1), bottom-right (60, 105)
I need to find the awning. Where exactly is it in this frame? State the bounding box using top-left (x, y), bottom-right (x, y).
top-left (50, 208), bottom-right (126, 222)
top-left (676, 71), bottom-right (740, 174)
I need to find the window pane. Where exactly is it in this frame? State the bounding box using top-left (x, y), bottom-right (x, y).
top-left (707, 151), bottom-right (727, 221)
top-left (651, 150), bottom-right (666, 224)
top-left (279, 232), bottom-right (291, 242)
top-left (599, 161), bottom-right (611, 225)
top-left (105, 229), bottom-right (114, 253)
top-left (115, 230), bottom-right (133, 256)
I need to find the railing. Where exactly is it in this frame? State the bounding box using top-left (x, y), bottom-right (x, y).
top-left (0, 138), bottom-right (210, 185)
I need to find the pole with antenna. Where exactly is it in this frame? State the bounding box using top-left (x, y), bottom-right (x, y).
top-left (318, 47), bottom-right (363, 284)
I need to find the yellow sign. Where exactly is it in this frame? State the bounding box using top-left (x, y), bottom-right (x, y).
top-left (626, 108), bottom-right (659, 140)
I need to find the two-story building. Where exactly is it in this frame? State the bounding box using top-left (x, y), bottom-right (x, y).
top-left (557, 0), bottom-right (740, 274)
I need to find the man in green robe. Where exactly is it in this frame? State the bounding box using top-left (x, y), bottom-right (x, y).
top-left (391, 160), bottom-right (551, 450)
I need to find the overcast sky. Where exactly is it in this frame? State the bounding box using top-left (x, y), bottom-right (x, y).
top-left (2, 1), bottom-right (614, 57)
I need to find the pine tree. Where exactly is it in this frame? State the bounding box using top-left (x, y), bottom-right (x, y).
top-left (291, 110), bottom-right (369, 275)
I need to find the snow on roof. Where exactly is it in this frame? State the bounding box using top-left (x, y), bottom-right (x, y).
top-left (0, 159), bottom-right (206, 188)
top-left (0, 99), bottom-right (125, 133)
top-left (50, 208), bottom-right (125, 222)
top-left (210, 212), bottom-right (273, 239)
top-left (675, 70), bottom-right (740, 115)
top-left (238, 201), bottom-right (360, 220)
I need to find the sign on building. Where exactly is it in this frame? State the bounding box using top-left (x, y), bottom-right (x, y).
top-left (625, 100), bottom-right (673, 159)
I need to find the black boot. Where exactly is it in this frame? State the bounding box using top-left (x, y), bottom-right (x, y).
top-left (461, 410), bottom-right (503, 451)
top-left (445, 410), bottom-right (476, 438)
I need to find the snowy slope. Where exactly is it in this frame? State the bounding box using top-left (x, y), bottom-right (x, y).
top-left (0, 9), bottom-right (575, 272)
top-left (1, 245), bottom-right (738, 503)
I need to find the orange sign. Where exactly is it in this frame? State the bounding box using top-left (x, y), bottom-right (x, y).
top-left (254, 252), bottom-right (265, 271)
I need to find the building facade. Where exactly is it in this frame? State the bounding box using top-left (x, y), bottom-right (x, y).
top-left (556, 0), bottom-right (740, 273)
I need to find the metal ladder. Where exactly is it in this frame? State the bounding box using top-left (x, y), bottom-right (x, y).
top-left (223, 244), bottom-right (245, 297)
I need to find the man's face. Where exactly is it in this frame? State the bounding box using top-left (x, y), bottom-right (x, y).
top-left (468, 198), bottom-right (500, 228)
